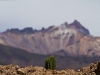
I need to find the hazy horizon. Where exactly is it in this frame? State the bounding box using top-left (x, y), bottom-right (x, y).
top-left (0, 0), bottom-right (100, 36)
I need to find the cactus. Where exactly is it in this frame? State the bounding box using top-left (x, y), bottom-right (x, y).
top-left (45, 56), bottom-right (56, 70)
top-left (50, 56), bottom-right (56, 70)
top-left (45, 58), bottom-right (49, 69)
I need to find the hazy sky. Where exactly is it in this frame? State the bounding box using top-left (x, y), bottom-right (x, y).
top-left (0, 0), bottom-right (100, 36)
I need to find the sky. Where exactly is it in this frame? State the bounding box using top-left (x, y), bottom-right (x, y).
top-left (0, 0), bottom-right (100, 36)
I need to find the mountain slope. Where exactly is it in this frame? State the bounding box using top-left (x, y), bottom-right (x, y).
top-left (1, 44), bottom-right (100, 70)
top-left (0, 20), bottom-right (100, 56)
top-left (0, 44), bottom-right (46, 67)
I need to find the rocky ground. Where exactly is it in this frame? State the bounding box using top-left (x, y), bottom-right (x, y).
top-left (0, 61), bottom-right (100, 75)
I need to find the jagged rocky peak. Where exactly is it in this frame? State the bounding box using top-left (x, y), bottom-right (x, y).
top-left (20, 27), bottom-right (35, 34)
top-left (5, 27), bottom-right (37, 34)
top-left (70, 20), bottom-right (90, 35)
top-left (5, 20), bottom-right (90, 36)
top-left (46, 22), bottom-right (69, 33)
top-left (59, 22), bottom-right (68, 30)
top-left (6, 28), bottom-right (20, 34)
top-left (70, 20), bottom-right (82, 27)
top-left (47, 20), bottom-right (90, 36)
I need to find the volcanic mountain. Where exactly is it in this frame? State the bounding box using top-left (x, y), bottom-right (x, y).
top-left (0, 20), bottom-right (100, 56)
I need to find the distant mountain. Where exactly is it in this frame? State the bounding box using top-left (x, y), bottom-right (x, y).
top-left (0, 20), bottom-right (100, 56)
top-left (1, 44), bottom-right (100, 70)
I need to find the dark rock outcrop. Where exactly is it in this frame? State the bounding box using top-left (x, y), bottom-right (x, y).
top-left (6, 27), bottom-right (37, 34)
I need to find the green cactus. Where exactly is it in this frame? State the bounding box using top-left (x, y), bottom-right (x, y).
top-left (45, 56), bottom-right (56, 70)
top-left (50, 56), bottom-right (56, 70)
top-left (45, 58), bottom-right (50, 69)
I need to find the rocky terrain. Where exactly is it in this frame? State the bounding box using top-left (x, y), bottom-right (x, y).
top-left (0, 20), bottom-right (100, 56)
top-left (0, 61), bottom-right (100, 75)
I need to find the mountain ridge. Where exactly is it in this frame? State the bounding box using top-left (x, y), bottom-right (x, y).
top-left (0, 20), bottom-right (100, 56)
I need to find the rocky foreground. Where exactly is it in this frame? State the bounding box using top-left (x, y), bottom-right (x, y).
top-left (0, 61), bottom-right (100, 75)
